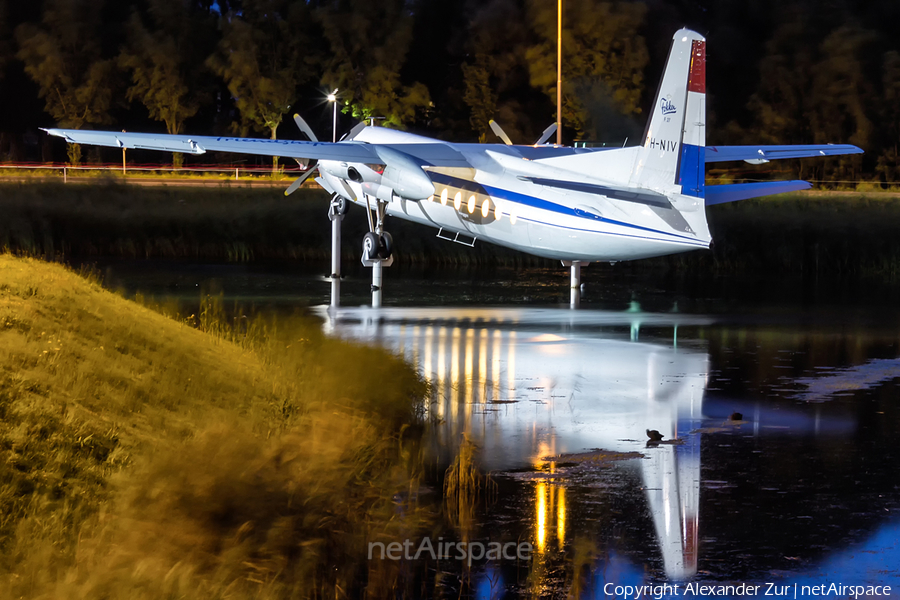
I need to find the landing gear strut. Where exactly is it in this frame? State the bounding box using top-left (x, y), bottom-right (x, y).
top-left (361, 195), bottom-right (393, 308)
top-left (562, 260), bottom-right (587, 308)
top-left (327, 194), bottom-right (348, 308)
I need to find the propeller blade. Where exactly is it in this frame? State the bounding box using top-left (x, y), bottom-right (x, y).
top-left (284, 165), bottom-right (317, 196)
top-left (343, 122), bottom-right (367, 141)
top-left (489, 120), bottom-right (513, 146)
top-left (293, 114), bottom-right (318, 142)
top-left (535, 123), bottom-right (558, 145)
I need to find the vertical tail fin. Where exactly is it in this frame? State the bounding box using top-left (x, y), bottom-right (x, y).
top-left (630, 29), bottom-right (706, 198)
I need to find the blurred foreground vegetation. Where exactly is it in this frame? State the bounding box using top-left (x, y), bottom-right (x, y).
top-left (2, 182), bottom-right (900, 278)
top-left (0, 254), bottom-right (431, 598)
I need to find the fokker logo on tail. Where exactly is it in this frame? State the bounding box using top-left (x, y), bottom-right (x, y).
top-left (660, 98), bottom-right (677, 115)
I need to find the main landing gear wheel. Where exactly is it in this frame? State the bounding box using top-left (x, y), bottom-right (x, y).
top-left (363, 232), bottom-right (380, 258)
top-left (379, 232), bottom-right (393, 259)
top-left (363, 231), bottom-right (393, 259)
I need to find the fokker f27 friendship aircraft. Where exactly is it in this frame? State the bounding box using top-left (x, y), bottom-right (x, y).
top-left (46, 29), bottom-right (862, 306)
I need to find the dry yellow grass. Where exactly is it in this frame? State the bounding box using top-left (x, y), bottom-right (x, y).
top-left (0, 254), bottom-right (428, 598)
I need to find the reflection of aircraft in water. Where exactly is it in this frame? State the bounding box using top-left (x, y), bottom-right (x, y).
top-left (319, 306), bottom-right (709, 580)
top-left (322, 307), bottom-right (893, 589)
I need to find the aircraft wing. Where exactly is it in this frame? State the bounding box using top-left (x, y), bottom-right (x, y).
top-left (705, 144), bottom-right (863, 163)
top-left (41, 128), bottom-right (471, 168)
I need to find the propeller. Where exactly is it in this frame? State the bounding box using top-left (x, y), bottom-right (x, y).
top-left (293, 113), bottom-right (318, 142)
top-left (285, 113), bottom-right (319, 196)
top-left (284, 113), bottom-right (367, 196)
top-left (342, 121), bottom-right (367, 141)
top-left (489, 120), bottom-right (513, 146)
top-left (284, 166), bottom-right (319, 196)
top-left (534, 123), bottom-right (558, 145)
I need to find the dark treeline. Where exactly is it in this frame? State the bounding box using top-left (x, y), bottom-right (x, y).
top-left (1, 0), bottom-right (899, 182)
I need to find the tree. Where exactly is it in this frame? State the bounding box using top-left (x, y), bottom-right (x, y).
top-left (525, 0), bottom-right (648, 142)
top-left (315, 0), bottom-right (431, 129)
top-left (807, 25), bottom-right (878, 182)
top-left (16, 0), bottom-right (115, 164)
top-left (460, 0), bottom-right (537, 143)
top-left (0, 0), bottom-right (9, 78)
top-left (208, 0), bottom-right (314, 169)
top-left (876, 50), bottom-right (900, 182)
top-left (461, 54), bottom-right (498, 142)
top-left (119, 0), bottom-right (216, 167)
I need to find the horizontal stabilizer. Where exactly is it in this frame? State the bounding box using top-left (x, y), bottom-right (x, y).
top-left (705, 180), bottom-right (811, 205)
top-left (705, 144), bottom-right (862, 163)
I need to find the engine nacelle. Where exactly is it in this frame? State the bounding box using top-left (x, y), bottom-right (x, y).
top-left (374, 146), bottom-right (435, 201)
top-left (319, 148), bottom-right (434, 202)
top-left (360, 182), bottom-right (394, 203)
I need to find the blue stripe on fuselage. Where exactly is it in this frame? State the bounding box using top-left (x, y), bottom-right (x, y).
top-left (428, 171), bottom-right (700, 244)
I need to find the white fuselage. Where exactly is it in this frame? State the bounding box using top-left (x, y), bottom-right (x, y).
top-left (317, 127), bottom-right (711, 263)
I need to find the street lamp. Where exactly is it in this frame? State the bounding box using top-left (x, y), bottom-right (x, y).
top-left (557, 0), bottom-right (563, 146)
top-left (327, 89), bottom-right (339, 143)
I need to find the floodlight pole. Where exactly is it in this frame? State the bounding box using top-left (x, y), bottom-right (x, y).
top-left (557, 0), bottom-right (563, 146)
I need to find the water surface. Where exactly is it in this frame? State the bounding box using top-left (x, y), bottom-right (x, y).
top-left (92, 259), bottom-right (900, 598)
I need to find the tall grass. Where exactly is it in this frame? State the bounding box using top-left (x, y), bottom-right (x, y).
top-left (5, 182), bottom-right (900, 276)
top-left (0, 254), bottom-right (431, 598)
top-left (0, 182), bottom-right (553, 267)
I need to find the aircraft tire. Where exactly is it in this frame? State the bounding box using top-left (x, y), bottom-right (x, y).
top-left (334, 196), bottom-right (349, 215)
top-left (363, 232), bottom-right (380, 258)
top-left (379, 232), bottom-right (393, 258)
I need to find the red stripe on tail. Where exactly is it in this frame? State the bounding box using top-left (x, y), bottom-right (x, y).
top-left (688, 40), bottom-right (706, 93)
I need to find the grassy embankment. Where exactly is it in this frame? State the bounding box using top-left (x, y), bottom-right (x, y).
top-left (1, 181), bottom-right (900, 276)
top-left (0, 254), bottom-right (429, 598)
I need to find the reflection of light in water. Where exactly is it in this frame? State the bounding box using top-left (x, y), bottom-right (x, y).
top-left (534, 441), bottom-right (552, 470)
top-left (465, 328), bottom-right (474, 425)
top-left (536, 481), bottom-right (547, 554)
top-left (451, 328), bottom-right (460, 421)
top-left (557, 486), bottom-right (566, 551)
top-left (422, 326), bottom-right (432, 382)
top-left (479, 328), bottom-right (488, 402)
top-left (410, 325), bottom-right (419, 375)
top-left (508, 330), bottom-right (516, 398)
top-left (531, 333), bottom-right (565, 343)
top-left (492, 330), bottom-right (501, 401)
top-left (318, 307), bottom-right (714, 580)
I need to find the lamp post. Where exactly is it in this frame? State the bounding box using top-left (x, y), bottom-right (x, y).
top-left (557, 0), bottom-right (563, 146)
top-left (327, 88), bottom-right (341, 308)
top-left (327, 89), bottom-right (339, 143)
